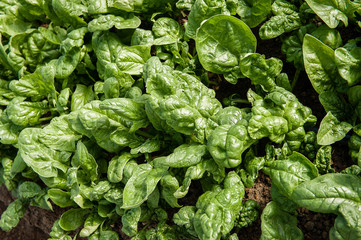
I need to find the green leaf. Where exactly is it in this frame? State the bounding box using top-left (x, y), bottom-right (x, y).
top-left (74, 141), bottom-right (99, 182)
top-left (122, 207), bottom-right (141, 237)
top-left (39, 115), bottom-right (82, 152)
top-left (335, 46), bottom-right (361, 86)
top-left (71, 84), bottom-right (95, 111)
top-left (107, 153), bottom-right (133, 183)
top-left (69, 106), bottom-right (124, 152)
top-left (291, 173), bottom-right (361, 213)
top-left (260, 201), bottom-right (303, 240)
top-left (330, 204), bottom-right (361, 240)
top-left (6, 97), bottom-right (49, 126)
top-left (1, 157), bottom-right (16, 190)
top-left (80, 213), bottom-right (104, 237)
top-left (304, 0), bottom-right (356, 28)
top-left (259, 14), bottom-right (301, 40)
top-left (160, 174), bottom-right (181, 208)
top-left (18, 181), bottom-right (41, 198)
top-left (0, 15), bottom-right (32, 36)
top-left (122, 164), bottom-right (168, 209)
top-left (9, 65), bottom-right (56, 99)
top-left (51, 47), bottom-right (82, 79)
top-left (131, 28), bottom-right (154, 46)
top-left (173, 206), bottom-right (197, 236)
top-left (0, 199), bottom-right (28, 232)
top-left (18, 128), bottom-right (71, 178)
top-left (236, 0), bottom-right (272, 28)
top-left (59, 208), bottom-right (89, 231)
top-left (317, 112), bottom-right (352, 145)
top-left (116, 45), bottom-right (151, 75)
top-left (185, 0), bottom-right (230, 39)
top-left (130, 138), bottom-right (162, 154)
top-left (100, 98), bottom-right (148, 132)
top-left (314, 146), bottom-right (335, 174)
top-left (240, 53), bottom-right (282, 91)
top-left (48, 189), bottom-right (76, 208)
top-left (52, 0), bottom-right (87, 28)
top-left (193, 171), bottom-right (245, 240)
top-left (154, 143), bottom-right (207, 168)
top-left (263, 152), bottom-right (319, 198)
top-left (88, 14), bottom-right (141, 32)
top-left (208, 123), bottom-right (255, 168)
top-left (319, 91), bottom-right (352, 121)
top-left (49, 220), bottom-right (72, 240)
top-left (196, 15), bottom-right (256, 82)
top-left (110, 0), bottom-right (172, 13)
top-left (153, 18), bottom-right (184, 45)
top-left (303, 34), bottom-right (345, 94)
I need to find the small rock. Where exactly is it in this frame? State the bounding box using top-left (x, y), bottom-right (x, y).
top-left (304, 221), bottom-right (314, 230)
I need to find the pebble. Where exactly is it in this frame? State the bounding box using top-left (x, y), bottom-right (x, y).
top-left (304, 221), bottom-right (314, 230)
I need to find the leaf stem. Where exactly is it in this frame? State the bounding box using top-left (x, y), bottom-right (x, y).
top-left (291, 69), bottom-right (301, 90)
top-left (136, 130), bottom-right (153, 139)
top-left (39, 116), bottom-right (53, 122)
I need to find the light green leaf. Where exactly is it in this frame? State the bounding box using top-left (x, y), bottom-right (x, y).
top-left (154, 143), bottom-right (207, 168)
top-left (88, 14), bottom-right (141, 32)
top-left (260, 201), bottom-right (303, 240)
top-left (107, 153), bottom-right (133, 183)
top-left (263, 152), bottom-right (318, 198)
top-left (18, 128), bottom-right (71, 178)
top-left (291, 173), bottom-right (361, 213)
top-left (196, 15), bottom-right (256, 82)
top-left (317, 112), bottom-right (352, 145)
top-left (59, 208), bottom-right (89, 231)
top-left (71, 84), bottom-right (95, 111)
top-left (122, 164), bottom-right (167, 209)
top-left (39, 115), bottom-right (82, 152)
top-left (303, 34), bottom-right (345, 94)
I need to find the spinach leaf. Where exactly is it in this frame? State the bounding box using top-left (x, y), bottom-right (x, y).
top-left (196, 15), bottom-right (256, 84)
top-left (122, 164), bottom-right (168, 209)
top-left (260, 201), bottom-right (303, 240)
top-left (0, 199), bottom-right (29, 232)
top-left (317, 112), bottom-right (352, 145)
top-left (291, 173), bottom-right (361, 213)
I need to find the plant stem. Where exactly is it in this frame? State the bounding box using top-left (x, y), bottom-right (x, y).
top-left (39, 116), bottom-right (53, 122)
top-left (136, 130), bottom-right (153, 139)
top-left (233, 99), bottom-right (250, 104)
top-left (291, 69), bottom-right (301, 90)
top-left (208, 80), bottom-right (218, 85)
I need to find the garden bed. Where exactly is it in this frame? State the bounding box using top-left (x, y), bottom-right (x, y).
top-left (1, 0), bottom-right (361, 240)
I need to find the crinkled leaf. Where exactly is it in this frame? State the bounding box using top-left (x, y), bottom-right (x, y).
top-left (107, 153), bottom-right (133, 183)
top-left (0, 199), bottom-right (28, 232)
top-left (236, 0), bottom-right (272, 28)
top-left (39, 115), bottom-right (82, 152)
top-left (260, 201), bottom-right (303, 240)
top-left (88, 14), bottom-right (141, 32)
top-left (18, 128), bottom-right (71, 178)
top-left (122, 164), bottom-right (168, 209)
top-left (335, 46), bottom-right (361, 86)
top-left (154, 143), bottom-right (207, 168)
top-left (263, 152), bottom-right (319, 198)
top-left (185, 0), bottom-right (230, 39)
top-left (122, 207), bottom-right (141, 237)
